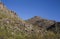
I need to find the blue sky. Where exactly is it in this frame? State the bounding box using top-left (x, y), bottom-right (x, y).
top-left (2, 0), bottom-right (60, 21)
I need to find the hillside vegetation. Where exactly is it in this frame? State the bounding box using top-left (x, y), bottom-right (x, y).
top-left (0, 2), bottom-right (60, 39)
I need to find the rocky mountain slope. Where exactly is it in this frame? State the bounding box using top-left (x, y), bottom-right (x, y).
top-left (0, 2), bottom-right (34, 39)
top-left (0, 2), bottom-right (60, 39)
top-left (26, 16), bottom-right (60, 33)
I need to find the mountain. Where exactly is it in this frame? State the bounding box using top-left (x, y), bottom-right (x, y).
top-left (0, 2), bottom-right (60, 39)
top-left (27, 16), bottom-right (55, 28)
top-left (0, 2), bottom-right (34, 39)
top-left (26, 16), bottom-right (60, 33)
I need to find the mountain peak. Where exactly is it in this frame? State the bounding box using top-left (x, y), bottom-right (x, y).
top-left (28, 16), bottom-right (42, 21)
top-left (34, 16), bottom-right (41, 19)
